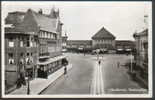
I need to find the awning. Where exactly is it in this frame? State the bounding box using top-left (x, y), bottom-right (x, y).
top-left (37, 55), bottom-right (67, 65)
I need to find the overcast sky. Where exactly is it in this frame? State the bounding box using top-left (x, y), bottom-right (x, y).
top-left (2, 1), bottom-right (151, 40)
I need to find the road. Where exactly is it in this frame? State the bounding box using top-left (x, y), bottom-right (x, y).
top-left (41, 53), bottom-right (147, 95)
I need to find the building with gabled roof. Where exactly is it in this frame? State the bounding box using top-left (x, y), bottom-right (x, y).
top-left (92, 26), bottom-right (116, 50)
top-left (5, 11), bottom-right (25, 26)
top-left (5, 7), bottom-right (65, 93)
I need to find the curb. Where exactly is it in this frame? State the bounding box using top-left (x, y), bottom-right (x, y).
top-left (38, 64), bottom-right (73, 94)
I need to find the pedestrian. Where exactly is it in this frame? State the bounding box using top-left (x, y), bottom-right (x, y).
top-left (16, 77), bottom-right (22, 88)
top-left (20, 73), bottom-right (26, 85)
top-left (98, 60), bottom-right (101, 65)
top-left (64, 66), bottom-right (67, 77)
top-left (117, 61), bottom-right (120, 68)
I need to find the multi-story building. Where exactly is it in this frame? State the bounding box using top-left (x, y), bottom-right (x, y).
top-left (133, 29), bottom-right (148, 81)
top-left (133, 15), bottom-right (148, 86)
top-left (91, 26), bottom-right (116, 51)
top-left (5, 8), bottom-right (65, 92)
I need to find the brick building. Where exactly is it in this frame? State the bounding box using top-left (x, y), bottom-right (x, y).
top-left (5, 8), bottom-right (65, 92)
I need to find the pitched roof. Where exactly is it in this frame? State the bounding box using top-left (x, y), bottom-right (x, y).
top-left (92, 26), bottom-right (115, 40)
top-left (133, 28), bottom-right (148, 37)
top-left (5, 9), bottom-right (58, 34)
top-left (5, 11), bottom-right (25, 25)
top-left (28, 9), bottom-right (58, 33)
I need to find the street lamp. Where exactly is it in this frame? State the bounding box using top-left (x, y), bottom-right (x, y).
top-left (130, 51), bottom-right (133, 72)
top-left (25, 75), bottom-right (30, 95)
top-left (25, 57), bottom-right (31, 95)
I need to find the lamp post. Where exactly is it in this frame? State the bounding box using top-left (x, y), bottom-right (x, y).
top-left (25, 57), bottom-right (31, 95)
top-left (130, 51), bottom-right (133, 72)
top-left (25, 74), bottom-right (30, 95)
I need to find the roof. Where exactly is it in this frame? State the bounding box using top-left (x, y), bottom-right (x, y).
top-left (133, 29), bottom-right (148, 37)
top-left (92, 26), bottom-right (115, 40)
top-left (9, 11), bottom-right (25, 15)
top-left (37, 55), bottom-right (66, 65)
top-left (5, 11), bottom-right (25, 25)
top-left (67, 40), bottom-right (92, 45)
top-left (29, 9), bottom-right (58, 33)
top-left (5, 9), bottom-right (59, 34)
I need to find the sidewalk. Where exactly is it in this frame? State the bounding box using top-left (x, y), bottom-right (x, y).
top-left (9, 64), bottom-right (72, 95)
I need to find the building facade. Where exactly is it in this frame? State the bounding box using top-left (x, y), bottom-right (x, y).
top-left (92, 26), bottom-right (116, 50)
top-left (67, 40), bottom-right (92, 53)
top-left (62, 33), bottom-right (68, 52)
top-left (133, 29), bottom-right (148, 81)
top-left (115, 40), bottom-right (135, 54)
top-left (5, 8), bottom-right (65, 93)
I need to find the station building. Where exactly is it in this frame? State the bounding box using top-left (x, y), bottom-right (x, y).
top-left (91, 26), bottom-right (116, 50)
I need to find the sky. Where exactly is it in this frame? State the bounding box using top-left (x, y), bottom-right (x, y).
top-left (2, 1), bottom-right (151, 40)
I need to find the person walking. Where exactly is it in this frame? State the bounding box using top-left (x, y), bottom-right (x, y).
top-left (64, 66), bottom-right (67, 77)
top-left (117, 61), bottom-right (120, 68)
top-left (98, 60), bottom-right (101, 65)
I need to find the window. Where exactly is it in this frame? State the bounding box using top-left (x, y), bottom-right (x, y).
top-left (34, 42), bottom-right (36, 47)
top-left (30, 41), bottom-right (33, 47)
top-left (50, 34), bottom-right (53, 39)
top-left (27, 41), bottom-right (30, 47)
top-left (48, 33), bottom-right (50, 38)
top-left (8, 38), bottom-right (14, 47)
top-left (20, 53), bottom-right (24, 57)
top-left (20, 41), bottom-right (23, 47)
top-left (26, 37), bottom-right (30, 47)
top-left (8, 53), bottom-right (14, 64)
top-left (27, 53), bottom-right (29, 56)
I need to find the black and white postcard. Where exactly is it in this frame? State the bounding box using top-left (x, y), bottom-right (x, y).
top-left (1, 1), bottom-right (152, 98)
